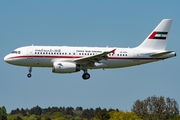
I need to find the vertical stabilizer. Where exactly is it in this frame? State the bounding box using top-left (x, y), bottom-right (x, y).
top-left (137, 19), bottom-right (173, 50)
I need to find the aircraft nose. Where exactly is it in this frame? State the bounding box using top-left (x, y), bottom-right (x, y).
top-left (4, 55), bottom-right (8, 62)
top-left (4, 54), bottom-right (11, 63)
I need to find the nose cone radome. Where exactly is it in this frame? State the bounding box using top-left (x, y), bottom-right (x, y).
top-left (4, 54), bottom-right (11, 63)
top-left (4, 55), bottom-right (8, 62)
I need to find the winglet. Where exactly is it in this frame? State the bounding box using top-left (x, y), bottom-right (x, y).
top-left (111, 49), bottom-right (116, 54)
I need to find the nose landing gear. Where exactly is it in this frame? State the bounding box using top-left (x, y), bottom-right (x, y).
top-left (27, 67), bottom-right (32, 78)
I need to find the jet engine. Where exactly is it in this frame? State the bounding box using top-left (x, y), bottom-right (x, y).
top-left (52, 62), bottom-right (80, 73)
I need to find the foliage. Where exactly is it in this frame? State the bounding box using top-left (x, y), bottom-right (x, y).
top-left (0, 108), bottom-right (1, 116)
top-left (13, 116), bottom-right (23, 120)
top-left (167, 115), bottom-right (180, 120)
top-left (7, 115), bottom-right (14, 120)
top-left (94, 109), bottom-right (110, 120)
top-left (53, 112), bottom-right (65, 118)
top-left (132, 96), bottom-right (179, 120)
top-left (20, 109), bottom-right (27, 116)
top-left (11, 106), bottom-right (42, 117)
top-left (109, 110), bottom-right (141, 120)
top-left (6, 97), bottom-right (179, 120)
top-left (10, 108), bottom-right (22, 116)
top-left (0, 106), bottom-right (7, 120)
top-left (76, 107), bottom-right (83, 111)
top-left (41, 112), bottom-right (66, 120)
top-left (64, 107), bottom-right (74, 116)
top-left (81, 108), bottom-right (95, 119)
top-left (0, 106), bottom-right (7, 117)
top-left (52, 116), bottom-right (67, 120)
top-left (0, 115), bottom-right (7, 120)
top-left (73, 110), bottom-right (83, 118)
top-left (29, 106), bottom-right (42, 116)
top-left (26, 111), bottom-right (30, 117)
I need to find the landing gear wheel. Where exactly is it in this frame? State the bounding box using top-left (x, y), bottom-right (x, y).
top-left (27, 74), bottom-right (32, 78)
top-left (82, 73), bottom-right (90, 80)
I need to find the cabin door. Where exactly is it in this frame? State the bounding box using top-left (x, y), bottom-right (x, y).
top-left (27, 48), bottom-right (33, 59)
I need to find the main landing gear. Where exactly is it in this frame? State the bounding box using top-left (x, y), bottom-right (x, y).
top-left (82, 73), bottom-right (90, 80)
top-left (27, 66), bottom-right (32, 78)
top-left (82, 66), bottom-right (90, 80)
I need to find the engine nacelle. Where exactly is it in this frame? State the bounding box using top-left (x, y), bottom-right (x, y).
top-left (52, 62), bottom-right (80, 73)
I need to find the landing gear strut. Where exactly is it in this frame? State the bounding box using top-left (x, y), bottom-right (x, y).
top-left (27, 66), bottom-right (32, 78)
top-left (82, 65), bottom-right (90, 80)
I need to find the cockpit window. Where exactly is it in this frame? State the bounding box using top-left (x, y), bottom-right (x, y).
top-left (12, 51), bottom-right (21, 54)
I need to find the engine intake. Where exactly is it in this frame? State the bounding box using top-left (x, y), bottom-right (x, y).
top-left (52, 62), bottom-right (80, 73)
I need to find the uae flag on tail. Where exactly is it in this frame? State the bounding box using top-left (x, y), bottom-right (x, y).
top-left (148, 31), bottom-right (168, 40)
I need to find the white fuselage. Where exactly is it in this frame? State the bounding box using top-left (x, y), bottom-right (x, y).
top-left (4, 46), bottom-right (175, 69)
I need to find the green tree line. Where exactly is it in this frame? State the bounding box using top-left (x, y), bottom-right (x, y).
top-left (1, 96), bottom-right (180, 120)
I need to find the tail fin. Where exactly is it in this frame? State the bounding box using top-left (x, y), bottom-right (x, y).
top-left (137, 19), bottom-right (173, 50)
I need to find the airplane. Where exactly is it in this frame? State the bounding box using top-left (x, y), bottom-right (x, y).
top-left (4, 19), bottom-right (176, 80)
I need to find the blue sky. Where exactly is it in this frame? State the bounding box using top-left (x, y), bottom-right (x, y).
top-left (1, 1), bottom-right (180, 113)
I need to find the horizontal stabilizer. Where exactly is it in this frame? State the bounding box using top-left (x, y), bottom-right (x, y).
top-left (150, 51), bottom-right (174, 57)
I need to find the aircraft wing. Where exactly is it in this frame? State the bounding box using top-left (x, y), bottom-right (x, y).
top-left (150, 51), bottom-right (174, 57)
top-left (74, 49), bottom-right (116, 65)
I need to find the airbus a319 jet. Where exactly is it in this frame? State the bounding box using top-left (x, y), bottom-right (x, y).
top-left (4, 19), bottom-right (176, 80)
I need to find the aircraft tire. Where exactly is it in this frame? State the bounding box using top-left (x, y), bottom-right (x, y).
top-left (82, 73), bottom-right (90, 80)
top-left (27, 74), bottom-right (32, 78)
